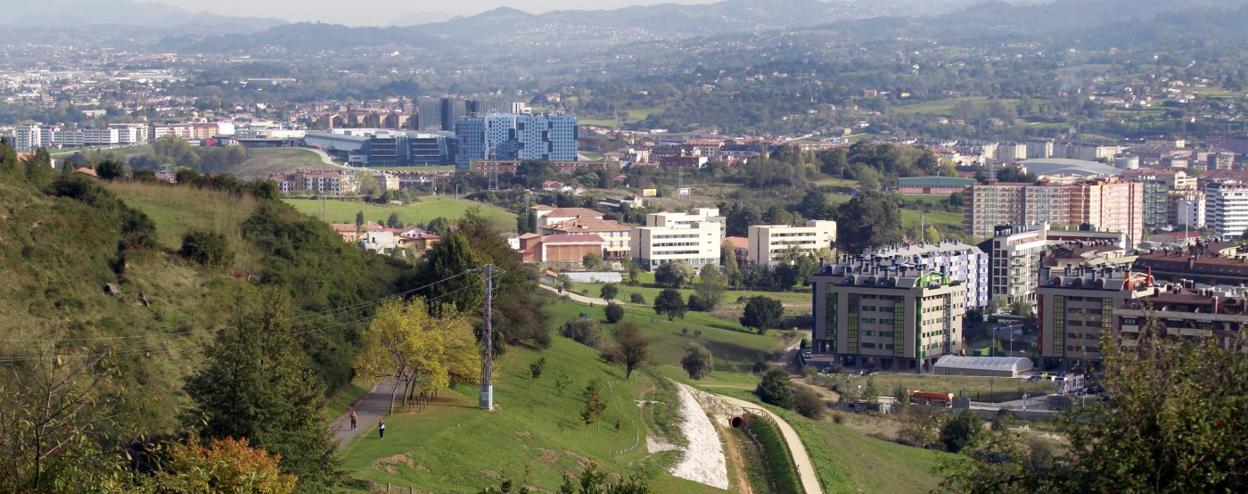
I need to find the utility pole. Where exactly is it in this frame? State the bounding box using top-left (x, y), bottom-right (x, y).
top-left (479, 264), bottom-right (494, 410)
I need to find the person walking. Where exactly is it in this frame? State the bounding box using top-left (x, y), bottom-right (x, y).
top-left (349, 408), bottom-right (358, 431)
top-left (378, 418), bottom-right (385, 439)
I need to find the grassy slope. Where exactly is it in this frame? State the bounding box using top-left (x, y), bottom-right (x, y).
top-left (567, 280), bottom-right (813, 324)
top-left (339, 296), bottom-right (788, 492)
top-left (0, 177), bottom-right (253, 430)
top-left (339, 337), bottom-right (714, 493)
top-left (284, 197), bottom-right (516, 232)
top-left (233, 148), bottom-right (335, 178)
top-left (103, 181), bottom-right (264, 272)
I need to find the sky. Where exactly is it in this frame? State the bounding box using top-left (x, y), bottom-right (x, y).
top-left (157, 0), bottom-right (720, 26)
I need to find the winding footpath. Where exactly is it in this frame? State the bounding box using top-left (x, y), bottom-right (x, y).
top-left (330, 378), bottom-right (399, 447)
top-left (698, 390), bottom-right (824, 494)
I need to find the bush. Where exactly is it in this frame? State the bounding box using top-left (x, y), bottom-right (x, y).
top-left (560, 319), bottom-right (603, 348)
top-left (629, 293), bottom-right (646, 304)
top-left (681, 344), bottom-right (713, 380)
top-left (599, 283), bottom-right (619, 301)
top-left (791, 387), bottom-right (826, 419)
top-left (941, 409), bottom-right (983, 453)
top-left (654, 261), bottom-right (694, 288)
top-left (604, 302), bottom-right (625, 323)
top-left (180, 230), bottom-right (233, 267)
top-left (687, 293), bottom-right (709, 312)
top-left (755, 368), bottom-right (793, 408)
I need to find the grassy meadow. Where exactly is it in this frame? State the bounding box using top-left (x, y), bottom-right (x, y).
top-left (284, 197), bottom-right (516, 231)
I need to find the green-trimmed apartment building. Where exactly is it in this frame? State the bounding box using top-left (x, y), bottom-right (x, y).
top-left (811, 261), bottom-right (967, 373)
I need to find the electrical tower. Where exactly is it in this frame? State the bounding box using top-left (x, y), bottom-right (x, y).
top-left (479, 264), bottom-right (496, 410)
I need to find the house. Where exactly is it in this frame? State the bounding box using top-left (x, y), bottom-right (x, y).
top-left (359, 231), bottom-right (399, 253)
top-left (330, 221), bottom-right (384, 243)
top-left (396, 228), bottom-right (442, 254)
top-left (512, 233), bottom-right (605, 266)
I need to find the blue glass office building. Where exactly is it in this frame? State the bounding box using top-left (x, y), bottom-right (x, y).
top-left (455, 113), bottom-right (578, 168)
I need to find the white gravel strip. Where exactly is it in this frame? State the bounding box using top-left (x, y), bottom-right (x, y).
top-left (670, 383), bottom-right (729, 489)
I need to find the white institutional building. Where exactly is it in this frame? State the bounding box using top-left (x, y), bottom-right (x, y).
top-left (631, 208), bottom-right (724, 270)
top-left (746, 220), bottom-right (838, 266)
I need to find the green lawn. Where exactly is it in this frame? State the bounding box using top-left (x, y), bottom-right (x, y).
top-left (567, 280), bottom-right (812, 319)
top-left (892, 97), bottom-right (1020, 116)
top-left (284, 197), bottom-right (515, 231)
top-left (545, 297), bottom-right (790, 372)
top-left (232, 148), bottom-right (334, 178)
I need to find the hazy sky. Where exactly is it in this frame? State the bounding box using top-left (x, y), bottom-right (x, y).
top-left (158, 0), bottom-right (719, 26)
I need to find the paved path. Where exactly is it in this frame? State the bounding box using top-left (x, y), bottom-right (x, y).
top-left (331, 377), bottom-right (399, 447)
top-left (539, 284), bottom-right (635, 306)
top-left (712, 393), bottom-right (824, 494)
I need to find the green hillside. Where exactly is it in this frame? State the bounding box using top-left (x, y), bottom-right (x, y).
top-left (0, 163), bottom-right (408, 433)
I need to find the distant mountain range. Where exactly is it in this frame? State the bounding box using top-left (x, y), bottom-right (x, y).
top-left (8, 0), bottom-right (1247, 52)
top-left (0, 0), bottom-right (284, 36)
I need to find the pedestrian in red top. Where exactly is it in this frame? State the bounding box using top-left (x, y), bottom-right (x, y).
top-left (349, 408), bottom-right (358, 431)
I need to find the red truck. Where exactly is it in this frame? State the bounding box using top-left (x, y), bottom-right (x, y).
top-left (910, 391), bottom-right (955, 407)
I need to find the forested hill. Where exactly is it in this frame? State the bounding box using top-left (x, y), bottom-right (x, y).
top-left (0, 144), bottom-right (406, 434)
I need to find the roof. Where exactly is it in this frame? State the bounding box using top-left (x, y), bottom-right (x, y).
top-left (867, 241), bottom-right (984, 258)
top-left (933, 356), bottom-right (1033, 372)
top-left (544, 207), bottom-right (604, 218)
top-left (545, 217), bottom-right (630, 233)
top-left (725, 236), bottom-right (748, 249)
top-left (1020, 158), bottom-right (1122, 178)
top-left (541, 234), bottom-right (605, 244)
top-left (896, 176), bottom-right (976, 187)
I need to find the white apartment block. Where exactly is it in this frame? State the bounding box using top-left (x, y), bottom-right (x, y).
top-left (1206, 181), bottom-right (1248, 238)
top-left (989, 225), bottom-right (1048, 306)
top-left (746, 220), bottom-right (837, 266)
top-left (632, 210), bottom-right (722, 270)
top-left (864, 241), bottom-right (990, 308)
top-left (14, 124), bottom-right (41, 151)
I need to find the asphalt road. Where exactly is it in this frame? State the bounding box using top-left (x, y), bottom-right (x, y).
top-left (330, 377), bottom-right (399, 447)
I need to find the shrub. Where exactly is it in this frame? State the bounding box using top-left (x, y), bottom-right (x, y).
top-left (180, 229), bottom-right (233, 267)
top-left (755, 368), bottom-right (793, 408)
top-left (629, 292), bottom-right (646, 304)
top-left (604, 302), bottom-right (625, 323)
top-left (560, 319), bottom-right (603, 347)
top-left (941, 410), bottom-right (983, 453)
top-left (681, 344), bottom-right (713, 380)
top-left (687, 293), bottom-right (709, 312)
top-left (599, 283), bottom-right (619, 301)
top-left (791, 387), bottom-right (826, 418)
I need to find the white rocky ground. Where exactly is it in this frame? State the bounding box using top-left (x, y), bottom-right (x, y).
top-left (668, 383), bottom-right (730, 490)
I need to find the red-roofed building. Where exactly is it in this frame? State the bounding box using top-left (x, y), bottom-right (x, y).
top-left (514, 233), bottom-right (605, 266)
top-left (543, 217), bottom-right (632, 259)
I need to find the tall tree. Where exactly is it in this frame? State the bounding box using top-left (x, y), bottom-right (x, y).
top-left (653, 289), bottom-right (687, 321)
top-left (741, 296), bottom-right (785, 333)
top-left (611, 323), bottom-right (650, 380)
top-left (835, 190), bottom-right (902, 253)
top-left (654, 261), bottom-right (694, 289)
top-left (693, 265), bottom-right (728, 310)
top-left (413, 232), bottom-right (482, 315)
top-left (184, 292), bottom-right (340, 493)
top-left (354, 299), bottom-right (481, 413)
